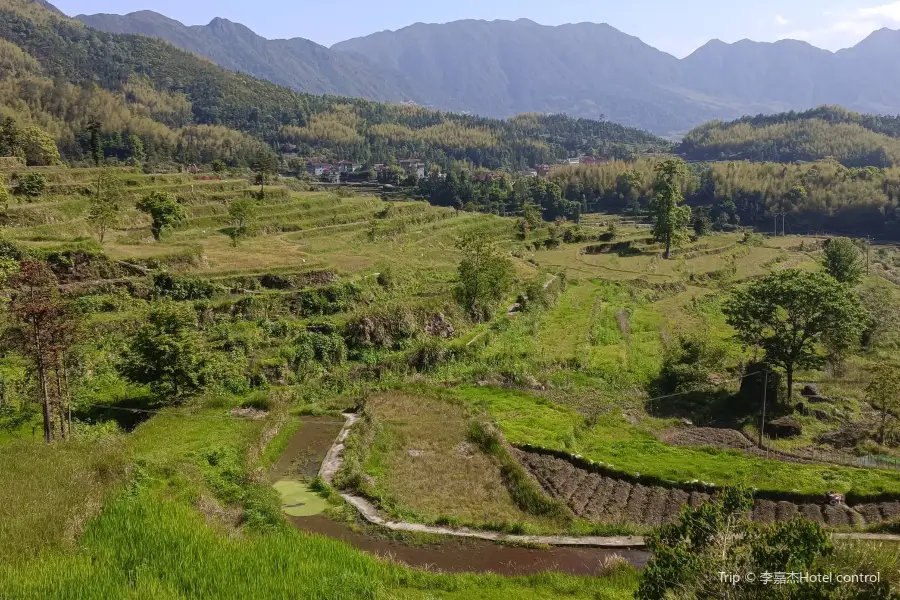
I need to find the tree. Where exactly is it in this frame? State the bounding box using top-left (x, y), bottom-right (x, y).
top-left (455, 232), bottom-right (514, 321)
top-left (137, 191), bottom-right (186, 240)
top-left (823, 237), bottom-right (864, 286)
top-left (724, 270), bottom-right (867, 401)
top-left (859, 285), bottom-right (898, 350)
top-left (0, 179), bottom-right (10, 216)
top-left (227, 197), bottom-right (258, 246)
top-left (7, 261), bottom-right (78, 443)
top-left (87, 170), bottom-right (123, 243)
top-left (252, 150), bottom-right (279, 196)
top-left (866, 363), bottom-right (900, 445)
top-left (616, 170), bottom-right (644, 215)
top-left (638, 487), bottom-right (833, 600)
top-left (0, 116), bottom-right (21, 158)
top-left (20, 125), bottom-right (61, 166)
top-left (119, 301), bottom-right (209, 401)
top-left (87, 121), bottom-right (102, 167)
top-left (649, 159), bottom-right (692, 258)
top-left (211, 159), bottom-right (226, 174)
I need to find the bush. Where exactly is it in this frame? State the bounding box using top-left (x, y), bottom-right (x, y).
top-left (119, 300), bottom-right (211, 401)
top-left (293, 331), bottom-right (347, 369)
top-left (656, 332), bottom-right (727, 395)
top-left (152, 273), bottom-right (219, 301)
top-left (10, 172), bottom-right (46, 197)
top-left (288, 283), bottom-right (359, 317)
top-left (343, 307), bottom-right (420, 350)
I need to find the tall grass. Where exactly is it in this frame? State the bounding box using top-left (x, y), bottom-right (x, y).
top-left (1, 490), bottom-right (638, 600)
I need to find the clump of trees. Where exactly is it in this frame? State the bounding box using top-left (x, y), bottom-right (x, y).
top-left (724, 269), bottom-right (867, 401)
top-left (823, 238), bottom-right (864, 285)
top-left (137, 191), bottom-right (186, 240)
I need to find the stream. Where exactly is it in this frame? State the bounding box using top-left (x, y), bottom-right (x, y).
top-left (272, 417), bottom-right (650, 576)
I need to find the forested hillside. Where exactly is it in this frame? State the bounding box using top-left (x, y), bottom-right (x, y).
top-left (0, 0), bottom-right (667, 169)
top-left (678, 106), bottom-right (900, 167)
top-left (551, 158), bottom-right (900, 237)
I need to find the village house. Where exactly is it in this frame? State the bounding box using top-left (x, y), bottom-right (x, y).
top-left (399, 158), bottom-right (426, 179)
top-left (307, 162), bottom-right (334, 177)
top-left (336, 160), bottom-right (363, 174)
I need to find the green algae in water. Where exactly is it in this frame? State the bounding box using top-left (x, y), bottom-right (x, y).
top-left (274, 480), bottom-right (329, 517)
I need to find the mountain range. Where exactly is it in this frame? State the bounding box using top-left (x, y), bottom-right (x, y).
top-left (66, 9), bottom-right (900, 137)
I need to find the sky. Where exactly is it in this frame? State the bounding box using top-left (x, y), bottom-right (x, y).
top-left (53, 0), bottom-right (900, 57)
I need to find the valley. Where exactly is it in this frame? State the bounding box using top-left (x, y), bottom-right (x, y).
top-left (2, 1), bottom-right (900, 599)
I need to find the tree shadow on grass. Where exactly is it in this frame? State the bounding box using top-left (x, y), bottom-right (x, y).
top-left (646, 363), bottom-right (791, 429)
top-left (645, 389), bottom-right (760, 428)
top-left (75, 392), bottom-right (161, 432)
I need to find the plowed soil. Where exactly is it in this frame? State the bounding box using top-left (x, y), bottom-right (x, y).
top-left (516, 449), bottom-right (899, 529)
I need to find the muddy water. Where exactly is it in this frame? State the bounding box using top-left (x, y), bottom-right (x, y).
top-left (276, 416), bottom-right (650, 576)
top-left (291, 514), bottom-right (649, 576)
top-left (272, 416), bottom-right (346, 480)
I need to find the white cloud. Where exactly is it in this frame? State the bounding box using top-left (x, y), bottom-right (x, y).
top-left (859, 1), bottom-right (900, 22)
top-left (779, 3), bottom-right (900, 49)
top-left (774, 15), bottom-right (790, 26)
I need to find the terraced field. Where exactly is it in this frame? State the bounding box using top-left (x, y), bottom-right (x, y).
top-left (517, 449), bottom-right (900, 529)
top-left (3, 167), bottom-right (525, 284)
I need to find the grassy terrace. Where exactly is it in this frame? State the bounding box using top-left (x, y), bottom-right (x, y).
top-left (0, 166), bottom-right (640, 598)
top-left (0, 398), bottom-right (638, 599)
top-left (453, 386), bottom-right (900, 497)
top-left (3, 164), bottom-right (900, 597)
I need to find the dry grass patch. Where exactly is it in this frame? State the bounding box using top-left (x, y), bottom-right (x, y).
top-left (363, 392), bottom-right (558, 530)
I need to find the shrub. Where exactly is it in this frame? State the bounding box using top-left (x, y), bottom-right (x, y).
top-left (294, 331), bottom-right (347, 369)
top-left (119, 301), bottom-right (211, 401)
top-left (656, 332), bottom-right (727, 394)
top-left (288, 283), bottom-right (359, 317)
top-left (343, 307), bottom-right (420, 350)
top-left (152, 273), bottom-right (219, 301)
top-left (10, 172), bottom-right (46, 197)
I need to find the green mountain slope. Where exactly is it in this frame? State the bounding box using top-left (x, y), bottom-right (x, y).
top-left (677, 106), bottom-right (900, 167)
top-left (0, 0), bottom-right (668, 168)
top-left (74, 7), bottom-right (900, 137)
top-left (76, 11), bottom-right (421, 103)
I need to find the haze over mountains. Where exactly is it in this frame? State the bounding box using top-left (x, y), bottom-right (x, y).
top-left (76, 9), bottom-right (900, 136)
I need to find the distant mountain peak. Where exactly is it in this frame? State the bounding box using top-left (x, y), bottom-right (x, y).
top-left (74, 10), bottom-right (900, 137)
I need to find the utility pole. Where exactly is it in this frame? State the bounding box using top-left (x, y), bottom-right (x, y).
top-left (781, 214), bottom-right (787, 237)
top-left (759, 370), bottom-right (768, 447)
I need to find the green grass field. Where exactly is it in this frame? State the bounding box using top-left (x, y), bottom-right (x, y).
top-left (452, 385), bottom-right (900, 496)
